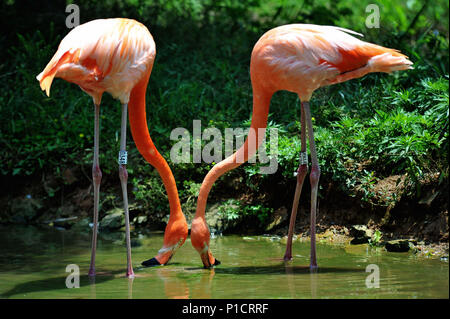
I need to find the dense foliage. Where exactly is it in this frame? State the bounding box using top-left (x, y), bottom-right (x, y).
top-left (0, 0), bottom-right (448, 228)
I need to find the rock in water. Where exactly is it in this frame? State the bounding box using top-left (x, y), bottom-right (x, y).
top-left (350, 225), bottom-right (373, 244)
top-left (384, 239), bottom-right (412, 252)
top-left (100, 208), bottom-right (125, 231)
top-left (265, 207), bottom-right (288, 231)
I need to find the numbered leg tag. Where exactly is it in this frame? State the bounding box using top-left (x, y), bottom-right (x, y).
top-left (118, 150), bottom-right (128, 165)
top-left (300, 151), bottom-right (308, 165)
top-left (294, 152), bottom-right (309, 176)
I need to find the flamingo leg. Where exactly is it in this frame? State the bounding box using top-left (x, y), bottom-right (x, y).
top-left (303, 101), bottom-right (319, 269)
top-left (118, 103), bottom-right (135, 278)
top-left (284, 101), bottom-right (308, 261)
top-left (89, 103), bottom-right (102, 277)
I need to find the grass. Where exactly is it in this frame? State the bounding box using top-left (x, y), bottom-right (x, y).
top-left (0, 0), bottom-right (448, 228)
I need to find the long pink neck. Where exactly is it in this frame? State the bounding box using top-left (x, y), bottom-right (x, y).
top-left (128, 70), bottom-right (183, 219)
top-left (194, 86), bottom-right (272, 220)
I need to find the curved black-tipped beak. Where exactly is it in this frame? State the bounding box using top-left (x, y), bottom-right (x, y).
top-left (141, 257), bottom-right (161, 267)
top-left (203, 258), bottom-right (221, 269)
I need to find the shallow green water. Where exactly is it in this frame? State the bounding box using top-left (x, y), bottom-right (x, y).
top-left (0, 225), bottom-right (448, 299)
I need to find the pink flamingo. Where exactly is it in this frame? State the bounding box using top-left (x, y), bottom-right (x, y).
top-left (37, 18), bottom-right (188, 278)
top-left (191, 24), bottom-right (413, 269)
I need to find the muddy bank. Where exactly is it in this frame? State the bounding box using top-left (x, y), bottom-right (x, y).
top-left (0, 168), bottom-right (448, 259)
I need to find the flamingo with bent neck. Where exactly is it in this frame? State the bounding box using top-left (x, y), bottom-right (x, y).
top-left (190, 24), bottom-right (413, 269)
top-left (37, 18), bottom-right (188, 277)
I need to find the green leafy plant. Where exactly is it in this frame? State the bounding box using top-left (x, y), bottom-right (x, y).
top-left (369, 230), bottom-right (383, 247)
top-left (1, 0), bottom-right (448, 231)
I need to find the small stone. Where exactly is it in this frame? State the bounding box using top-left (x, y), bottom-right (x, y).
top-left (265, 207), bottom-right (288, 231)
top-left (351, 237), bottom-right (370, 245)
top-left (100, 208), bottom-right (125, 230)
top-left (384, 239), bottom-right (412, 252)
top-left (319, 229), bottom-right (334, 239)
top-left (350, 225), bottom-right (373, 244)
top-left (350, 224), bottom-right (373, 238)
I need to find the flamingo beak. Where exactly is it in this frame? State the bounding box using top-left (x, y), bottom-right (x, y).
top-left (201, 252), bottom-right (221, 269)
top-left (142, 250), bottom-right (174, 267)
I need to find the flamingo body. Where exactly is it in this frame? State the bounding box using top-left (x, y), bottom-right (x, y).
top-left (37, 18), bottom-right (155, 105)
top-left (251, 24), bottom-right (413, 100)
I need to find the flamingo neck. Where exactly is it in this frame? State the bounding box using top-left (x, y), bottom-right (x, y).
top-left (194, 86), bottom-right (272, 220)
top-left (128, 71), bottom-right (183, 220)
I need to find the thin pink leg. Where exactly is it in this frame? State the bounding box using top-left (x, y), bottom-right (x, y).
top-left (89, 103), bottom-right (102, 277)
top-left (303, 101), bottom-right (320, 269)
top-left (119, 103), bottom-right (134, 278)
top-left (284, 102), bottom-right (308, 261)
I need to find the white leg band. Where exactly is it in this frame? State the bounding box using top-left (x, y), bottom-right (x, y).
top-left (118, 150), bottom-right (128, 165)
top-left (300, 151), bottom-right (308, 165)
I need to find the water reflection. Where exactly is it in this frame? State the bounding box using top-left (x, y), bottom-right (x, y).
top-left (86, 274), bottom-right (134, 299)
top-left (127, 277), bottom-right (134, 299)
top-left (89, 276), bottom-right (96, 299)
top-left (284, 263), bottom-right (320, 298)
top-left (154, 267), bottom-right (216, 299)
top-left (157, 267), bottom-right (190, 299)
top-left (0, 227), bottom-right (447, 299)
top-left (191, 269), bottom-right (215, 299)
top-left (309, 269), bottom-right (318, 299)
